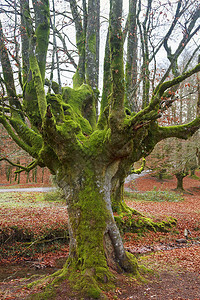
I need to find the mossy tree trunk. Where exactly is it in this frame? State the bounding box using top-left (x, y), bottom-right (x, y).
top-left (55, 161), bottom-right (138, 298)
top-left (0, 0), bottom-right (200, 298)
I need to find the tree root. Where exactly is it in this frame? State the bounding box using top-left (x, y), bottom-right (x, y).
top-left (26, 251), bottom-right (145, 299)
top-left (26, 258), bottom-right (115, 299)
top-left (115, 212), bottom-right (177, 234)
top-left (112, 200), bottom-right (143, 216)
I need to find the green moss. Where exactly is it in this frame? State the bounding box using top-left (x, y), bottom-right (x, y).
top-left (10, 118), bottom-right (43, 155)
top-left (29, 286), bottom-right (56, 300)
top-left (38, 144), bottom-right (60, 174)
top-left (73, 70), bottom-right (83, 89)
top-left (130, 158), bottom-right (146, 174)
top-left (88, 33), bottom-right (96, 54)
top-left (46, 94), bottom-right (64, 123)
top-left (26, 54), bottom-right (47, 122)
top-left (35, 23), bottom-right (50, 82)
top-left (57, 120), bottom-right (81, 137)
top-left (124, 251), bottom-right (139, 275)
top-left (23, 80), bottom-right (42, 128)
top-left (62, 84), bottom-right (96, 131)
top-left (84, 129), bottom-right (108, 157)
top-left (76, 173), bottom-right (108, 269)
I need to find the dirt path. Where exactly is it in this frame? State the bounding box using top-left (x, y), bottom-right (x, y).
top-left (0, 187), bottom-right (56, 193)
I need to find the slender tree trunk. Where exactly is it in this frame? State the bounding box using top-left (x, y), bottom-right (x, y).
top-left (175, 171), bottom-right (187, 190)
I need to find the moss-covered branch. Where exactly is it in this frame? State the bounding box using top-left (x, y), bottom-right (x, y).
top-left (9, 118), bottom-right (43, 151)
top-left (15, 160), bottom-right (40, 174)
top-left (109, 0), bottom-right (125, 114)
top-left (130, 158), bottom-right (146, 174)
top-left (22, 0), bottom-right (49, 123)
top-left (20, 0), bottom-right (30, 85)
top-left (125, 0), bottom-right (137, 111)
top-left (69, 0), bottom-right (85, 87)
top-left (129, 62), bottom-right (200, 127)
top-left (157, 118), bottom-right (200, 140)
top-left (29, 53), bottom-right (47, 121)
top-left (0, 115), bottom-right (39, 158)
top-left (42, 104), bottom-right (83, 164)
top-left (32, 0), bottom-right (50, 82)
top-left (0, 157), bottom-right (40, 174)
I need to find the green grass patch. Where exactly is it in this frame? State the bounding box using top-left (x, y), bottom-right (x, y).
top-left (41, 189), bottom-right (65, 203)
top-left (124, 189), bottom-right (184, 202)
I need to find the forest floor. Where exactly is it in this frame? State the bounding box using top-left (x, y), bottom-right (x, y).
top-left (0, 172), bottom-right (200, 299)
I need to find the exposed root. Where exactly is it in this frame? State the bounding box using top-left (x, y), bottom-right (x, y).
top-left (25, 251), bottom-right (145, 299)
top-left (26, 258), bottom-right (115, 299)
top-left (115, 212), bottom-right (177, 234)
top-left (113, 200), bottom-right (143, 216)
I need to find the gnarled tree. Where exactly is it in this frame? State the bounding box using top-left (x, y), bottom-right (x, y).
top-left (0, 0), bottom-right (200, 298)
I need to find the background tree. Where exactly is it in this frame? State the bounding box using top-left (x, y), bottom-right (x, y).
top-left (0, 0), bottom-right (200, 298)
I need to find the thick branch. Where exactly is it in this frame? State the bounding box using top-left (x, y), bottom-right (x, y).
top-left (0, 115), bottom-right (39, 158)
top-left (22, 0), bottom-right (48, 122)
top-left (97, 31), bottom-right (111, 129)
top-left (69, 0), bottom-right (85, 87)
top-left (32, 0), bottom-right (50, 82)
top-left (29, 52), bottom-right (47, 121)
top-left (125, 0), bottom-right (138, 111)
top-left (85, 0), bottom-right (100, 120)
top-left (86, 0), bottom-right (99, 91)
top-left (157, 118), bottom-right (200, 141)
top-left (9, 118), bottom-right (43, 150)
top-left (109, 0), bottom-right (125, 113)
